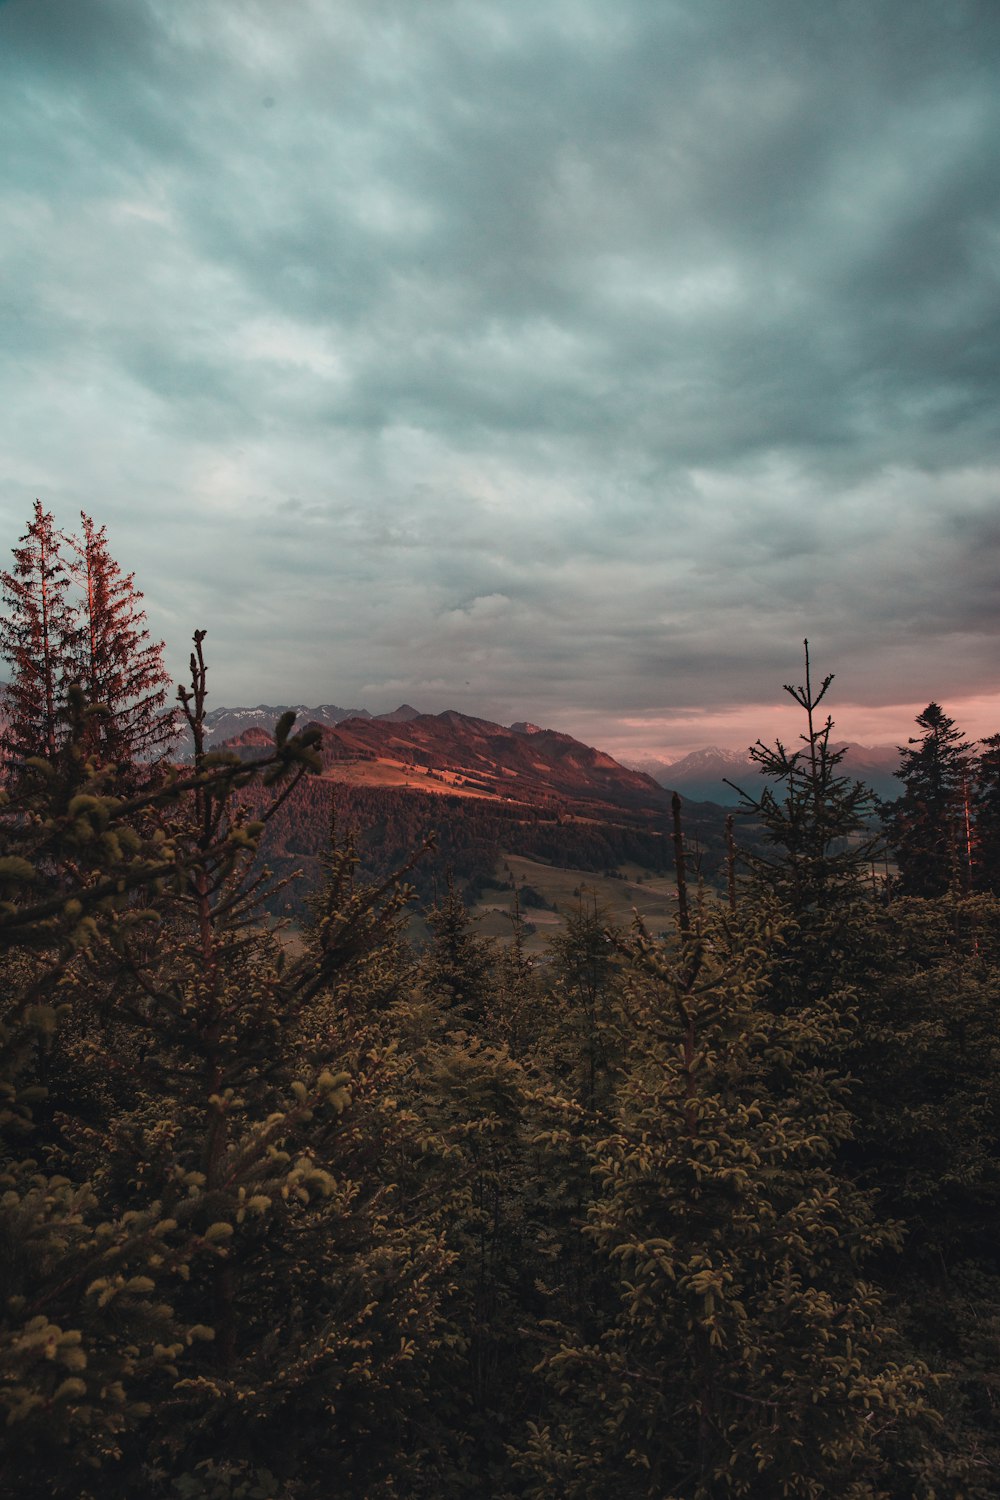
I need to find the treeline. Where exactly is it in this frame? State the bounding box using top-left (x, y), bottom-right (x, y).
top-left (4, 515), bottom-right (1000, 1495)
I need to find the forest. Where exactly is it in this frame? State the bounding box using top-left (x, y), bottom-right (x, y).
top-left (3, 506), bottom-right (1000, 1498)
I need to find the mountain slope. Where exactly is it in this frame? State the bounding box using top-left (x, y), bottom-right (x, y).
top-left (320, 709), bottom-right (673, 820)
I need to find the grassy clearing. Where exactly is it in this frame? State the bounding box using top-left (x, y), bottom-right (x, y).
top-left (471, 852), bottom-right (685, 954)
top-left (320, 758), bottom-right (504, 799)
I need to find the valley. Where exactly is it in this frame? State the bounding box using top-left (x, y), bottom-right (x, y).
top-left (225, 705), bottom-right (751, 938)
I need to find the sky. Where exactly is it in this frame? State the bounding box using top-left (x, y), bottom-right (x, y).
top-left (2, 0), bottom-right (999, 762)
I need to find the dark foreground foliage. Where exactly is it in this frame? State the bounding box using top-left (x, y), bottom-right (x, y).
top-left (3, 636), bottom-right (1000, 1497)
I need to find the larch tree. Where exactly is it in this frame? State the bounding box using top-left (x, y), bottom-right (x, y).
top-left (0, 501), bottom-right (76, 765)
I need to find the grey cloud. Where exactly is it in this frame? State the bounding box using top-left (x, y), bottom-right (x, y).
top-left (2, 0), bottom-right (999, 743)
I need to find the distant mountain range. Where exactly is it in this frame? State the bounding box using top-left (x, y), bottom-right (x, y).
top-left (177, 700), bottom-right (421, 749)
top-left (628, 742), bottom-right (903, 805)
top-left (218, 705), bottom-right (675, 823)
top-left (187, 701), bottom-right (904, 808)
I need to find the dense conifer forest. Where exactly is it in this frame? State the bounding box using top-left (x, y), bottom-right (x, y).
top-left (4, 514), bottom-right (1000, 1496)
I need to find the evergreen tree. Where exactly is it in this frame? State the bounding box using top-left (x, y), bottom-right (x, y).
top-left (732, 655), bottom-right (1000, 1491)
top-left (841, 892), bottom-right (1000, 1494)
top-left (1, 505), bottom-right (175, 783)
top-left (0, 501), bottom-right (75, 765)
top-left (884, 702), bottom-right (975, 897)
top-left (419, 875), bottom-right (494, 1025)
top-left (972, 733), bottom-right (1000, 895)
top-left (731, 641), bottom-right (882, 918)
top-left (489, 892), bottom-right (540, 1055)
top-left (517, 906), bottom-right (937, 1499)
top-left (727, 642), bottom-right (885, 1025)
top-left (546, 894), bottom-right (623, 1116)
top-left (68, 513), bottom-right (176, 776)
top-left (0, 634), bottom-right (458, 1498)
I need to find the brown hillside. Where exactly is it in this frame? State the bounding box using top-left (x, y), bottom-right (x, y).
top-left (222, 709), bottom-right (672, 822)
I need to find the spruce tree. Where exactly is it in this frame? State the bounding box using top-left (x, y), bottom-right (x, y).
top-left (0, 634), bottom-right (458, 1498)
top-left (884, 702), bottom-right (975, 897)
top-left (728, 642), bottom-right (885, 1021)
top-left (730, 641), bottom-right (883, 917)
top-left (419, 875), bottom-right (494, 1025)
top-left (1, 505), bottom-right (175, 784)
top-left (545, 894), bottom-right (624, 1116)
top-left (0, 501), bottom-right (76, 765)
top-left (518, 905), bottom-right (937, 1499)
top-left (489, 892), bottom-right (540, 1055)
top-left (972, 733), bottom-right (1000, 895)
top-left (729, 653), bottom-right (1000, 1491)
top-left (68, 513), bottom-right (176, 777)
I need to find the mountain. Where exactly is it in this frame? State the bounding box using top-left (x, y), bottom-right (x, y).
top-left (179, 702), bottom-right (370, 752)
top-left (222, 707), bottom-right (748, 918)
top-left (633, 742), bottom-right (903, 805)
top-left (373, 704), bottom-right (422, 723)
top-left (318, 708), bottom-right (674, 820)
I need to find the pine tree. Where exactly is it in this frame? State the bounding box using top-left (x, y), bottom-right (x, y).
top-left (0, 501), bottom-right (76, 765)
top-left (67, 513), bottom-right (175, 776)
top-left (730, 655), bottom-right (1000, 1491)
top-left (840, 891), bottom-right (1000, 1494)
top-left (884, 702), bottom-right (975, 897)
top-left (1, 506), bottom-right (176, 784)
top-left (726, 642), bottom-right (885, 1024)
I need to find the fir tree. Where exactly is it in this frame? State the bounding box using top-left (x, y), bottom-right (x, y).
top-left (836, 889), bottom-right (1000, 1494)
top-left (0, 501), bottom-right (75, 765)
top-left (546, 893), bottom-right (623, 1116)
top-left (0, 635), bottom-right (457, 1498)
top-left (68, 513), bottom-right (176, 777)
top-left (419, 875), bottom-right (494, 1025)
top-left (727, 642), bottom-right (885, 1023)
top-left (518, 905), bottom-right (937, 1499)
top-left (884, 702), bottom-right (975, 897)
top-left (730, 640), bottom-right (883, 917)
top-left (489, 891), bottom-right (540, 1055)
top-left (972, 733), bottom-right (1000, 895)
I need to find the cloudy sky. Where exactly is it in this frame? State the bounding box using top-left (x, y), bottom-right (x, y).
top-left (3, 0), bottom-right (999, 760)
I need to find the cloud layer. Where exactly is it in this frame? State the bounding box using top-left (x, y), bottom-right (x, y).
top-left (2, 0), bottom-right (999, 756)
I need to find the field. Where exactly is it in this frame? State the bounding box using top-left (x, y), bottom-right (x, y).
top-left (471, 852), bottom-right (695, 953)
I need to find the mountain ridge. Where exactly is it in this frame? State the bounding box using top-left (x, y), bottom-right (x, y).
top-left (188, 698), bottom-right (904, 806)
top-left (221, 705), bottom-right (678, 823)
